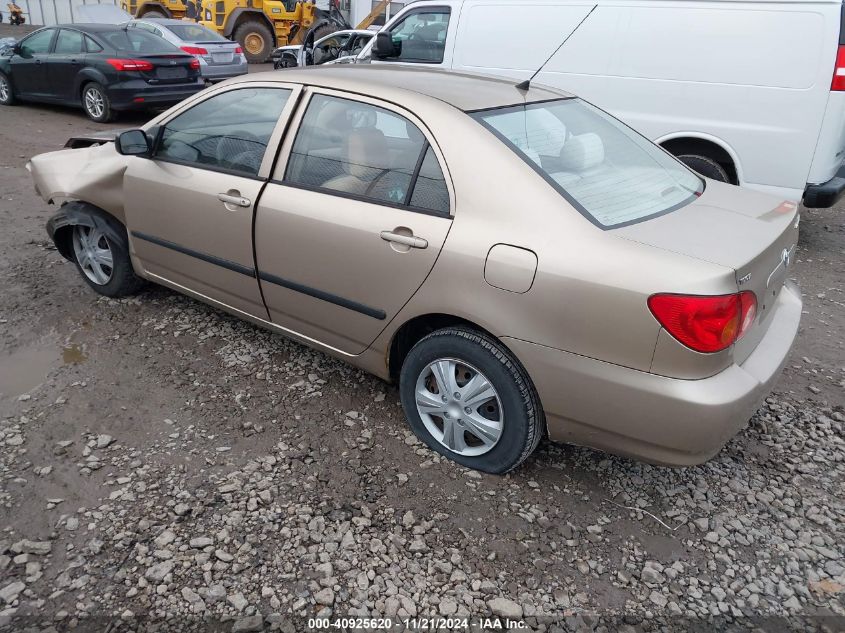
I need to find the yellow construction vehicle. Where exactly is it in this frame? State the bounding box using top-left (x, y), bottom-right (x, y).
top-left (121, 0), bottom-right (190, 20)
top-left (198, 1), bottom-right (351, 64)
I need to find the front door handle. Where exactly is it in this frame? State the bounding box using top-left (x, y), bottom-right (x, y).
top-left (217, 192), bottom-right (251, 208)
top-left (380, 231), bottom-right (428, 249)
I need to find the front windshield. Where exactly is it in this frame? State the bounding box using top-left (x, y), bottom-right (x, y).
top-left (471, 99), bottom-right (704, 228)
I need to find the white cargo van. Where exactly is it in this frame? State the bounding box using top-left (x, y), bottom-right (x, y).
top-left (359, 0), bottom-right (845, 207)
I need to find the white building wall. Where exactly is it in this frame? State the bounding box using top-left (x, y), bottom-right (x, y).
top-left (14, 0), bottom-right (120, 26)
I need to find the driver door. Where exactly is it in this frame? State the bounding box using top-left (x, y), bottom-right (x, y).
top-left (10, 28), bottom-right (56, 98)
top-left (123, 84), bottom-right (301, 318)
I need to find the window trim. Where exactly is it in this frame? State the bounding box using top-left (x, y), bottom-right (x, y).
top-left (147, 83), bottom-right (303, 180)
top-left (381, 6), bottom-right (452, 65)
top-left (272, 87), bottom-right (453, 217)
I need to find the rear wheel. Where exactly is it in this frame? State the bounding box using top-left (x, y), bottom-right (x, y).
top-left (81, 83), bottom-right (114, 123)
top-left (0, 72), bottom-right (14, 105)
top-left (399, 327), bottom-right (544, 474)
top-left (677, 154), bottom-right (730, 183)
top-left (140, 9), bottom-right (168, 19)
top-left (234, 19), bottom-right (274, 63)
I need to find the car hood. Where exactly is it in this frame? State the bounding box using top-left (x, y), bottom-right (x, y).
top-left (28, 143), bottom-right (129, 221)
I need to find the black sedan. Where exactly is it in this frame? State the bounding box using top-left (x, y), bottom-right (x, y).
top-left (0, 24), bottom-right (205, 122)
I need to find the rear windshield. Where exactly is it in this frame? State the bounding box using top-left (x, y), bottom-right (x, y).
top-left (471, 99), bottom-right (703, 228)
top-left (99, 28), bottom-right (180, 53)
top-left (166, 24), bottom-right (227, 42)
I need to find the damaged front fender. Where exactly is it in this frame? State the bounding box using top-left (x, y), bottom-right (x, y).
top-left (47, 201), bottom-right (131, 262)
top-left (28, 142), bottom-right (130, 223)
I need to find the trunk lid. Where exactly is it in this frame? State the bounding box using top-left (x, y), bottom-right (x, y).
top-left (189, 41), bottom-right (240, 65)
top-left (616, 181), bottom-right (799, 362)
top-left (140, 54), bottom-right (199, 84)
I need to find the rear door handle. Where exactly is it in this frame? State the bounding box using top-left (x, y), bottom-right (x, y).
top-left (380, 231), bottom-right (428, 249)
top-left (217, 192), bottom-right (251, 207)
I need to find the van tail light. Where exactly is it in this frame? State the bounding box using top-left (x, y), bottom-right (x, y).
top-left (106, 58), bottom-right (154, 71)
top-left (180, 46), bottom-right (208, 55)
top-left (189, 58), bottom-right (201, 70)
top-left (648, 292), bottom-right (757, 353)
top-left (832, 45), bottom-right (845, 90)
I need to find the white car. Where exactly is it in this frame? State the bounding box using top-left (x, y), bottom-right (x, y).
top-left (272, 29), bottom-right (373, 69)
top-left (359, 0), bottom-right (845, 208)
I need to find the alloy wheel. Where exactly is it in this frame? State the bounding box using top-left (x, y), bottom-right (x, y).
top-left (84, 87), bottom-right (105, 119)
top-left (72, 225), bottom-right (113, 285)
top-left (0, 76), bottom-right (9, 102)
top-left (415, 358), bottom-right (504, 456)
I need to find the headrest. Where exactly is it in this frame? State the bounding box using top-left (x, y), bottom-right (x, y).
top-left (345, 127), bottom-right (390, 179)
top-left (558, 133), bottom-right (604, 172)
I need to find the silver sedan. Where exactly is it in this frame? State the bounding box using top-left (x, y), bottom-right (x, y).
top-left (127, 18), bottom-right (248, 82)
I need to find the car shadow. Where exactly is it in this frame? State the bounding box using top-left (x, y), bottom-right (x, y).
top-left (10, 100), bottom-right (160, 128)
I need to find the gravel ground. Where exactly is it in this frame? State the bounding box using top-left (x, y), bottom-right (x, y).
top-left (0, 30), bottom-right (844, 631)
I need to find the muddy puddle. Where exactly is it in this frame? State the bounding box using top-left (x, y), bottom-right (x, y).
top-left (0, 342), bottom-right (86, 398)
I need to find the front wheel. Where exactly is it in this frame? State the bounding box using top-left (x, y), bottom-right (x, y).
top-left (234, 20), bottom-right (274, 63)
top-left (0, 72), bottom-right (15, 105)
top-left (399, 327), bottom-right (544, 474)
top-left (70, 223), bottom-right (143, 297)
top-left (81, 83), bottom-right (114, 123)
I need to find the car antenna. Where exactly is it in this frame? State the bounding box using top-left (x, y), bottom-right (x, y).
top-left (516, 4), bottom-right (597, 92)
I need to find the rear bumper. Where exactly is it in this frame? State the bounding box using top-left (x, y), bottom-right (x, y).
top-left (106, 80), bottom-right (206, 111)
top-left (803, 163), bottom-right (845, 208)
top-left (503, 282), bottom-right (802, 466)
top-left (200, 59), bottom-right (248, 80)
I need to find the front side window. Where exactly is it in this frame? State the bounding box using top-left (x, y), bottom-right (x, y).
top-left (386, 9), bottom-right (450, 63)
top-left (284, 94), bottom-right (449, 213)
top-left (100, 28), bottom-right (178, 54)
top-left (20, 29), bottom-right (54, 56)
top-left (156, 88), bottom-right (291, 176)
top-left (54, 30), bottom-right (85, 55)
top-left (472, 99), bottom-right (704, 228)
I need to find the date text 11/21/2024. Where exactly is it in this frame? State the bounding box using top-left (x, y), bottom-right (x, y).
top-left (307, 617), bottom-right (528, 630)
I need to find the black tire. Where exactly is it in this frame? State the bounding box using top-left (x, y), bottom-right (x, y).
top-left (141, 10), bottom-right (168, 19)
top-left (399, 327), bottom-right (544, 474)
top-left (234, 19), bottom-right (274, 64)
top-left (80, 82), bottom-right (114, 123)
top-left (677, 154), bottom-right (730, 183)
top-left (0, 71), bottom-right (15, 105)
top-left (67, 210), bottom-right (144, 298)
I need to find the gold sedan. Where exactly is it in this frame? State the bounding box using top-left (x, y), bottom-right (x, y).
top-left (29, 66), bottom-right (801, 473)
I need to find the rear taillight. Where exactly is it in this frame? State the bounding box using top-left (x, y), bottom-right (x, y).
top-left (648, 291), bottom-right (757, 353)
top-left (832, 45), bottom-right (845, 90)
top-left (106, 58), bottom-right (154, 72)
top-left (189, 58), bottom-right (201, 70)
top-left (180, 46), bottom-right (208, 56)
top-left (235, 46), bottom-right (243, 54)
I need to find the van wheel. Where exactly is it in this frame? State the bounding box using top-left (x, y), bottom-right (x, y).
top-left (399, 327), bottom-right (544, 474)
top-left (677, 154), bottom-right (730, 183)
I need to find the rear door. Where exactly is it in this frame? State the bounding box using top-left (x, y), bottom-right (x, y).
top-left (124, 83), bottom-right (301, 317)
top-left (10, 28), bottom-right (55, 98)
top-left (48, 29), bottom-right (86, 102)
top-left (255, 89), bottom-right (454, 355)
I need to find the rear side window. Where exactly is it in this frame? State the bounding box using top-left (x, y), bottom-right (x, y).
top-left (100, 29), bottom-right (179, 54)
top-left (472, 99), bottom-right (703, 228)
top-left (54, 30), bottom-right (85, 55)
top-left (20, 29), bottom-right (54, 56)
top-left (85, 36), bottom-right (103, 53)
top-left (283, 94), bottom-right (449, 214)
top-left (386, 8), bottom-right (450, 63)
top-left (155, 88), bottom-right (291, 176)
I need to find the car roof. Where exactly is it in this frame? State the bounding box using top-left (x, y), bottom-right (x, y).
top-left (52, 23), bottom-right (132, 34)
top-left (235, 65), bottom-right (571, 112)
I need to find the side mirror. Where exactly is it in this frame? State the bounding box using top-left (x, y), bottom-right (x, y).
top-left (372, 32), bottom-right (398, 59)
top-left (12, 43), bottom-right (21, 56)
top-left (116, 129), bottom-right (151, 156)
